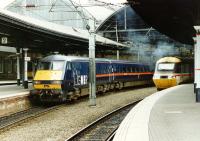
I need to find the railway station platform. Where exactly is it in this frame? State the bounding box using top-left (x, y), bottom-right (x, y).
top-left (114, 84), bottom-right (200, 141)
top-left (0, 83), bottom-right (32, 117)
top-left (0, 80), bottom-right (32, 86)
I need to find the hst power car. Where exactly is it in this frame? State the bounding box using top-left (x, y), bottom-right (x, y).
top-left (153, 56), bottom-right (193, 90)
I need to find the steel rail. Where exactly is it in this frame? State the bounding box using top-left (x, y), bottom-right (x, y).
top-left (0, 105), bottom-right (63, 132)
top-left (66, 100), bottom-right (141, 141)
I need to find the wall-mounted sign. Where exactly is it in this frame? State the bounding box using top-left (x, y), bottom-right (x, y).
top-left (25, 57), bottom-right (31, 61)
top-left (1, 37), bottom-right (7, 44)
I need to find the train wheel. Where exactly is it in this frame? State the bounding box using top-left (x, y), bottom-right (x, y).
top-left (157, 88), bottom-right (162, 91)
top-left (103, 84), bottom-right (108, 93)
top-left (115, 82), bottom-right (120, 89)
top-left (110, 83), bottom-right (115, 90)
top-left (74, 88), bottom-right (81, 98)
top-left (119, 82), bottom-right (123, 90)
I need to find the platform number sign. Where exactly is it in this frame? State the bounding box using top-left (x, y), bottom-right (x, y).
top-left (1, 37), bottom-right (8, 44)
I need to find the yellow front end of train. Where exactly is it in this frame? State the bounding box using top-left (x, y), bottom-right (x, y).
top-left (153, 74), bottom-right (177, 90)
top-left (33, 70), bottom-right (63, 90)
top-left (153, 57), bottom-right (181, 90)
top-left (153, 57), bottom-right (193, 90)
top-left (30, 59), bottom-right (66, 102)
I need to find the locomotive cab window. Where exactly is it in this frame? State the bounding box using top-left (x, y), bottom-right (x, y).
top-left (158, 63), bottom-right (175, 71)
top-left (66, 62), bottom-right (72, 70)
top-left (38, 61), bottom-right (65, 70)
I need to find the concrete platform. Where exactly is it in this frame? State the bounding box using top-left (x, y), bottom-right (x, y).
top-left (0, 84), bottom-right (32, 117)
top-left (0, 84), bottom-right (32, 99)
top-left (0, 80), bottom-right (32, 86)
top-left (114, 84), bottom-right (200, 141)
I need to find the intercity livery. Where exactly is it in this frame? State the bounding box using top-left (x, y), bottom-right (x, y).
top-left (30, 55), bottom-right (153, 102)
top-left (153, 56), bottom-right (194, 90)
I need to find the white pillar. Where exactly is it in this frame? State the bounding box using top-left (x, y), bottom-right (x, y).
top-left (117, 50), bottom-right (119, 60)
top-left (16, 51), bottom-right (20, 86)
top-left (23, 48), bottom-right (28, 89)
top-left (193, 37), bottom-right (197, 92)
top-left (88, 19), bottom-right (96, 106)
top-left (194, 26), bottom-right (200, 101)
top-left (116, 22), bottom-right (119, 60)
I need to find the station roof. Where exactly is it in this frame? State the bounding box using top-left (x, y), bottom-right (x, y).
top-left (0, 8), bottom-right (126, 53)
top-left (4, 0), bottom-right (123, 29)
top-left (127, 0), bottom-right (200, 45)
top-left (71, 0), bottom-right (122, 24)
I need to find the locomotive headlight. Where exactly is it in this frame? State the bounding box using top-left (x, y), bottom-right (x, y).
top-left (51, 80), bottom-right (62, 84)
top-left (33, 80), bottom-right (41, 84)
top-left (171, 75), bottom-right (176, 78)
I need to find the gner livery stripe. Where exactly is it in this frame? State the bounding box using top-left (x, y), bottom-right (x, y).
top-left (96, 72), bottom-right (153, 78)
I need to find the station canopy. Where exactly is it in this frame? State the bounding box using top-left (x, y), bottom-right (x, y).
top-left (0, 0), bottom-right (126, 53)
top-left (5, 0), bottom-right (123, 30)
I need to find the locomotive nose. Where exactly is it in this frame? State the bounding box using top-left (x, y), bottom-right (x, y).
top-left (33, 70), bottom-right (63, 90)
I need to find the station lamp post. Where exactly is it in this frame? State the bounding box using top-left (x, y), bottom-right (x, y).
top-left (16, 50), bottom-right (21, 86)
top-left (23, 48), bottom-right (29, 89)
top-left (88, 19), bottom-right (96, 106)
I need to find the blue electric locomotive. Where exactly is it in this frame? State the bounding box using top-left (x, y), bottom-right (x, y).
top-left (30, 55), bottom-right (153, 102)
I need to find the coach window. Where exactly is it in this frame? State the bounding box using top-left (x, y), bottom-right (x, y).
top-left (134, 66), bottom-right (137, 72)
top-left (138, 66), bottom-right (141, 72)
top-left (139, 67), bottom-right (141, 72)
top-left (103, 65), bottom-right (106, 74)
top-left (130, 66), bottom-right (133, 72)
top-left (142, 67), bottom-right (145, 72)
top-left (113, 65), bottom-right (117, 73)
top-left (123, 65), bottom-right (126, 73)
top-left (0, 57), bottom-right (3, 73)
top-left (121, 65), bottom-right (124, 73)
top-left (144, 66), bottom-right (147, 72)
top-left (181, 64), bottom-right (184, 73)
top-left (186, 64), bottom-right (189, 73)
top-left (128, 66), bottom-right (131, 72)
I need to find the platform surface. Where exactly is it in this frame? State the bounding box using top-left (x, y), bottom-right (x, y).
top-left (0, 84), bottom-right (32, 99)
top-left (0, 80), bottom-right (32, 85)
top-left (149, 84), bottom-right (200, 141)
top-left (114, 84), bottom-right (200, 141)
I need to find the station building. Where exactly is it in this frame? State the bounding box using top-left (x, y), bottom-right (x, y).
top-left (0, 0), bottom-right (192, 80)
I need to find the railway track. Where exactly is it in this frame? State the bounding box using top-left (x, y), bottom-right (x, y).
top-left (0, 105), bottom-right (62, 132)
top-left (0, 86), bottom-right (153, 135)
top-left (66, 100), bottom-right (140, 141)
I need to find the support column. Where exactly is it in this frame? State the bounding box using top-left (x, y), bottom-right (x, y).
top-left (117, 50), bottom-right (119, 60)
top-left (23, 48), bottom-right (28, 89)
top-left (137, 46), bottom-right (140, 62)
top-left (88, 19), bottom-right (96, 106)
top-left (193, 37), bottom-right (197, 93)
top-left (115, 21), bottom-right (119, 60)
top-left (194, 26), bottom-right (200, 102)
top-left (16, 50), bottom-right (20, 86)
